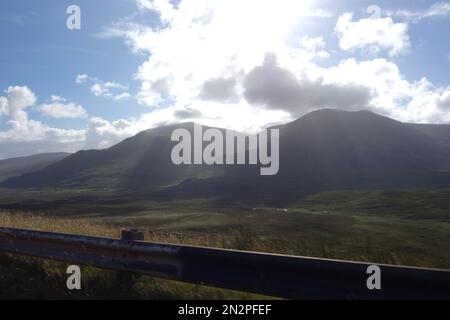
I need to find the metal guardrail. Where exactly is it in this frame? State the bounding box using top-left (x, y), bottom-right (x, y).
top-left (0, 227), bottom-right (449, 299)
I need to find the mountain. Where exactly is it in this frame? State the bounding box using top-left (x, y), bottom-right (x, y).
top-left (0, 153), bottom-right (70, 182)
top-left (168, 110), bottom-right (450, 200)
top-left (2, 123), bottom-right (230, 191)
top-left (270, 110), bottom-right (450, 192)
top-left (3, 110), bottom-right (450, 201)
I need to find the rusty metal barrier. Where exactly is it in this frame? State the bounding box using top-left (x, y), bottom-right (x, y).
top-left (0, 227), bottom-right (449, 299)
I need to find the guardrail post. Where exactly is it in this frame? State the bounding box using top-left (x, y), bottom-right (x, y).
top-left (117, 229), bottom-right (144, 294)
top-left (120, 229), bottom-right (144, 242)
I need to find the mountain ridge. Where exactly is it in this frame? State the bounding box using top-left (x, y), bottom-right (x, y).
top-left (3, 109), bottom-right (450, 200)
top-left (0, 152), bottom-right (70, 183)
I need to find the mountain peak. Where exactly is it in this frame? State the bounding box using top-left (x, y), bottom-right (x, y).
top-left (301, 108), bottom-right (397, 122)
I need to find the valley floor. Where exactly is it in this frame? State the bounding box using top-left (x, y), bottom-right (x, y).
top-left (0, 188), bottom-right (449, 299)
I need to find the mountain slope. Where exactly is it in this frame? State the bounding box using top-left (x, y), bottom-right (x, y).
top-left (2, 123), bottom-right (228, 191)
top-left (169, 110), bottom-right (450, 200)
top-left (274, 110), bottom-right (450, 188)
top-left (3, 110), bottom-right (450, 199)
top-left (0, 153), bottom-right (70, 182)
top-left (406, 123), bottom-right (450, 148)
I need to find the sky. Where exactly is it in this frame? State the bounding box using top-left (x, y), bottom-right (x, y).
top-left (0, 0), bottom-right (450, 159)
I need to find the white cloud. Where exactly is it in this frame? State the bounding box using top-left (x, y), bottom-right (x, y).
top-left (90, 83), bottom-right (107, 97)
top-left (76, 74), bottom-right (131, 100)
top-left (0, 86), bottom-right (85, 148)
top-left (0, 86), bottom-right (138, 158)
top-left (299, 36), bottom-right (330, 59)
top-left (322, 58), bottom-right (450, 123)
top-left (335, 12), bottom-right (410, 56)
top-left (0, 86), bottom-right (183, 157)
top-left (76, 74), bottom-right (90, 84)
top-left (0, 86), bottom-right (143, 158)
top-left (394, 2), bottom-right (450, 22)
top-left (104, 0), bottom-right (325, 104)
top-left (243, 53), bottom-right (372, 115)
top-left (91, 0), bottom-right (450, 130)
top-left (437, 90), bottom-right (450, 110)
top-left (0, 86), bottom-right (37, 118)
top-left (113, 92), bottom-right (131, 101)
top-left (199, 77), bottom-right (239, 103)
top-left (98, 0), bottom-right (332, 128)
top-left (50, 95), bottom-right (65, 102)
top-left (84, 117), bottom-right (137, 149)
top-left (38, 95), bottom-right (87, 119)
top-left (90, 81), bottom-right (130, 100)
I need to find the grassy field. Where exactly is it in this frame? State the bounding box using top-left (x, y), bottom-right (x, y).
top-left (0, 188), bottom-right (449, 299)
top-left (0, 212), bottom-right (272, 300)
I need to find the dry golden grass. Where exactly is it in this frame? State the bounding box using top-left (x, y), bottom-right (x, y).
top-left (0, 211), bottom-right (118, 238)
top-left (0, 210), bottom-right (250, 250)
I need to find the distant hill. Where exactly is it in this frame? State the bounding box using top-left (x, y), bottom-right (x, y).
top-left (0, 153), bottom-right (70, 182)
top-left (3, 110), bottom-right (450, 201)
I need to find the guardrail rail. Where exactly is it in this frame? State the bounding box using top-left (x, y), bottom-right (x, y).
top-left (0, 227), bottom-right (449, 299)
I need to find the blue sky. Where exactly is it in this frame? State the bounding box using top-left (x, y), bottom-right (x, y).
top-left (0, 0), bottom-right (144, 127)
top-left (0, 0), bottom-right (450, 158)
